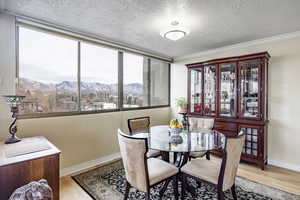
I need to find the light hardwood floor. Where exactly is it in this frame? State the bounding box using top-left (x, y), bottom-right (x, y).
top-left (60, 157), bottom-right (300, 200)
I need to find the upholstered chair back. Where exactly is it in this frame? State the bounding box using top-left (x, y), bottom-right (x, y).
top-left (188, 117), bottom-right (215, 132)
top-left (128, 117), bottom-right (150, 134)
top-left (118, 129), bottom-right (149, 192)
top-left (221, 131), bottom-right (245, 191)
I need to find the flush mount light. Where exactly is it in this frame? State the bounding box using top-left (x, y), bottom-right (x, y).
top-left (160, 21), bottom-right (189, 41)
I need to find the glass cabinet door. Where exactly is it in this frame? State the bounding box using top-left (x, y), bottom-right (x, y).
top-left (190, 69), bottom-right (202, 113)
top-left (219, 63), bottom-right (237, 117)
top-left (240, 126), bottom-right (260, 158)
top-left (203, 65), bottom-right (216, 116)
top-left (239, 59), bottom-right (260, 118)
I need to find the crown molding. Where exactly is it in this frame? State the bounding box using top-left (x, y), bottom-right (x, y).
top-left (174, 30), bottom-right (300, 62)
top-left (0, 0), bottom-right (5, 12)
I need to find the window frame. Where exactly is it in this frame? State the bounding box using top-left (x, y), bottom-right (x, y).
top-left (16, 24), bottom-right (171, 119)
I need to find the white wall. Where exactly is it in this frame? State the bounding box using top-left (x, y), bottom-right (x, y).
top-left (170, 60), bottom-right (187, 121)
top-left (171, 35), bottom-right (300, 171)
top-left (0, 14), bottom-right (15, 95)
top-left (0, 14), bottom-right (16, 142)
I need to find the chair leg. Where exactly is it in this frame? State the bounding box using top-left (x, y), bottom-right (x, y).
top-left (231, 184), bottom-right (237, 200)
top-left (123, 181), bottom-right (130, 200)
top-left (196, 179), bottom-right (202, 188)
top-left (174, 152), bottom-right (178, 164)
top-left (145, 192), bottom-right (150, 200)
top-left (217, 189), bottom-right (225, 200)
top-left (159, 179), bottom-right (171, 197)
top-left (206, 151), bottom-right (210, 160)
top-left (173, 175), bottom-right (179, 200)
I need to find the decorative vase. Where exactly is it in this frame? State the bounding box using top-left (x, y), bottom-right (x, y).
top-left (179, 105), bottom-right (187, 113)
top-left (169, 128), bottom-right (183, 144)
top-left (170, 134), bottom-right (183, 144)
top-left (170, 127), bottom-right (183, 135)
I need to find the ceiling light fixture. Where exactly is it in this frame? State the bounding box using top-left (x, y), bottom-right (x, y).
top-left (160, 21), bottom-right (189, 41)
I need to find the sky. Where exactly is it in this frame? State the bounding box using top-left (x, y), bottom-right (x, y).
top-left (19, 27), bottom-right (144, 84)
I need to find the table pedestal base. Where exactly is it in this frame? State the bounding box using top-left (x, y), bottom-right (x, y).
top-left (160, 152), bottom-right (197, 198)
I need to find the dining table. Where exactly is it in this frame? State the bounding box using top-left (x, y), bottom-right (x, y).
top-left (133, 125), bottom-right (225, 167)
top-left (133, 125), bottom-right (225, 197)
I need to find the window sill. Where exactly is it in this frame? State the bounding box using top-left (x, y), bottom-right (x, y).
top-left (17, 105), bottom-right (170, 119)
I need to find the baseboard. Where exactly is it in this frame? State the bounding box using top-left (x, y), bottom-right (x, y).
top-left (268, 159), bottom-right (300, 172)
top-left (60, 152), bottom-right (121, 177)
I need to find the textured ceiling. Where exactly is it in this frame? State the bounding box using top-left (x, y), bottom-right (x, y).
top-left (2, 0), bottom-right (300, 58)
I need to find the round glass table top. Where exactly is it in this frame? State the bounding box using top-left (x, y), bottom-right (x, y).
top-left (133, 125), bottom-right (225, 153)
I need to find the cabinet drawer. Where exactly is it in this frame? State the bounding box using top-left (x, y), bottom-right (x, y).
top-left (214, 122), bottom-right (237, 132)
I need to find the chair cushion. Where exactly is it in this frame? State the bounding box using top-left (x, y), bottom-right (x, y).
top-left (147, 150), bottom-right (161, 158)
top-left (181, 159), bottom-right (221, 185)
top-left (148, 158), bottom-right (179, 186)
top-left (189, 151), bottom-right (206, 158)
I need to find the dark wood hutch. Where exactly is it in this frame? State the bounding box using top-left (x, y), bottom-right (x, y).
top-left (186, 52), bottom-right (270, 169)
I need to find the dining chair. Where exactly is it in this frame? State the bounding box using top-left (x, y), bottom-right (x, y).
top-left (180, 131), bottom-right (245, 200)
top-left (128, 116), bottom-right (151, 134)
top-left (118, 129), bottom-right (179, 200)
top-left (188, 117), bottom-right (215, 160)
top-left (127, 116), bottom-right (161, 158)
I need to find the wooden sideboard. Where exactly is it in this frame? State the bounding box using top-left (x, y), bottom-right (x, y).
top-left (186, 52), bottom-right (270, 169)
top-left (0, 136), bottom-right (61, 200)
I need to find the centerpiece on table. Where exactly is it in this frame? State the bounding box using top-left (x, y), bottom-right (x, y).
top-left (169, 119), bottom-right (183, 144)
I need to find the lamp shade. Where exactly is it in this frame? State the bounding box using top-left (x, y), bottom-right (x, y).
top-left (163, 30), bottom-right (186, 41)
top-left (160, 21), bottom-right (189, 41)
top-left (3, 95), bottom-right (25, 107)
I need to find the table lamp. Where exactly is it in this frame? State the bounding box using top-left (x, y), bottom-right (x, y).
top-left (2, 95), bottom-right (25, 144)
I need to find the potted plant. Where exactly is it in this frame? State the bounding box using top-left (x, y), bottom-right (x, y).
top-left (175, 97), bottom-right (188, 113)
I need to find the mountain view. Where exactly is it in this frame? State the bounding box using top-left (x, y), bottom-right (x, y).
top-left (17, 78), bottom-right (144, 114)
top-left (19, 78), bottom-right (143, 95)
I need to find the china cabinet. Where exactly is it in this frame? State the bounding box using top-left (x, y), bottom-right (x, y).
top-left (186, 52), bottom-right (270, 169)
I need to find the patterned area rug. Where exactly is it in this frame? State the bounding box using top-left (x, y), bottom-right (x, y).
top-left (72, 159), bottom-right (300, 200)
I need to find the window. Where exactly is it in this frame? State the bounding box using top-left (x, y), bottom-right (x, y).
top-left (150, 59), bottom-right (170, 106)
top-left (17, 25), bottom-right (170, 117)
top-left (123, 53), bottom-right (149, 108)
top-left (17, 27), bottom-right (78, 114)
top-left (80, 42), bottom-right (118, 111)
